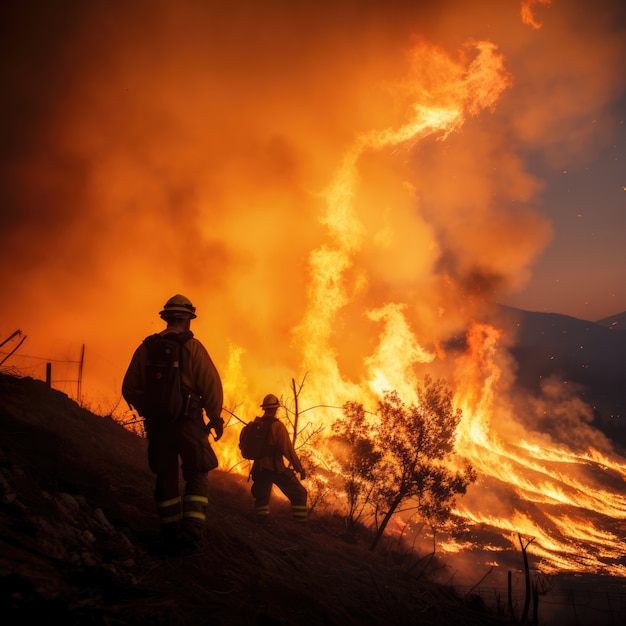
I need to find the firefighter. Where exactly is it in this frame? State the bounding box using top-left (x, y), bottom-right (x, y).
top-left (250, 393), bottom-right (308, 524)
top-left (122, 294), bottom-right (224, 554)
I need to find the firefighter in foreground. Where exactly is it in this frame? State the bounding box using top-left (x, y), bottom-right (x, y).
top-left (248, 394), bottom-right (308, 524)
top-left (122, 294), bottom-right (224, 553)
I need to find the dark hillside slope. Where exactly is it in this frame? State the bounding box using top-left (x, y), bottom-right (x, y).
top-left (0, 373), bottom-right (504, 626)
top-left (596, 311), bottom-right (626, 331)
top-left (500, 307), bottom-right (626, 448)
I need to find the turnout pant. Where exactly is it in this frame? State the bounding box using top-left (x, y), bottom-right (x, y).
top-left (251, 467), bottom-right (307, 523)
top-left (145, 410), bottom-right (218, 544)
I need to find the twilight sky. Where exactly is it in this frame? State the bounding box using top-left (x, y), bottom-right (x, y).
top-left (504, 89), bottom-right (625, 322)
top-left (1, 0), bottom-right (625, 406)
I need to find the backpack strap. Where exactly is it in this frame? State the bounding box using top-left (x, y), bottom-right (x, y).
top-left (262, 415), bottom-right (279, 472)
top-left (141, 330), bottom-right (194, 420)
top-left (158, 330), bottom-right (194, 396)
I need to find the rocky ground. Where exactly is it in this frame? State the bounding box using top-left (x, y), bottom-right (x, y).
top-left (0, 372), bottom-right (510, 625)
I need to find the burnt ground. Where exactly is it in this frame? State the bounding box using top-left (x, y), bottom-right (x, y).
top-left (0, 372), bottom-right (509, 626)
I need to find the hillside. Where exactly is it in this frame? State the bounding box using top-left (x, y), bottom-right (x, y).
top-left (502, 307), bottom-right (626, 380)
top-left (596, 311), bottom-right (626, 331)
top-left (498, 306), bottom-right (626, 450)
top-left (0, 372), bottom-right (506, 626)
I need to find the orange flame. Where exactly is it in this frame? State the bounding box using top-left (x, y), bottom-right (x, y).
top-left (447, 321), bottom-right (626, 574)
top-left (292, 39), bottom-right (511, 414)
top-left (521, 0), bottom-right (552, 30)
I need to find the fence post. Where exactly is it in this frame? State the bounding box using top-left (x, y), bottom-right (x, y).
top-left (46, 363), bottom-right (52, 387)
top-left (78, 344), bottom-right (85, 404)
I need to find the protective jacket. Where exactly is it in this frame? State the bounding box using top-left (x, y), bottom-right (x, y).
top-left (255, 417), bottom-right (304, 474)
top-left (250, 415), bottom-right (307, 524)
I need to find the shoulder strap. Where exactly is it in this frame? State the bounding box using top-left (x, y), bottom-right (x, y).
top-left (144, 330), bottom-right (193, 344)
top-left (165, 330), bottom-right (194, 345)
top-left (262, 416), bottom-right (279, 471)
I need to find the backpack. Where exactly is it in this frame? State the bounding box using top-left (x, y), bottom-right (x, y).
top-left (143, 330), bottom-right (193, 421)
top-left (239, 416), bottom-right (277, 460)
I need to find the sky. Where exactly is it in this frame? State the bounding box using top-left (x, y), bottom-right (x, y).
top-left (1, 0), bottom-right (625, 410)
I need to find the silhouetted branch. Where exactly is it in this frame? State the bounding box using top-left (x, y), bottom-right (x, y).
top-left (222, 405), bottom-right (247, 425)
top-left (0, 329), bottom-right (22, 348)
top-left (465, 566), bottom-right (494, 598)
top-left (0, 332), bottom-right (27, 366)
top-left (518, 532), bottom-right (536, 624)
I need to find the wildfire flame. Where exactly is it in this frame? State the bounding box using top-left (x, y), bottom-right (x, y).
top-left (224, 35), bottom-right (625, 576)
top-left (449, 321), bottom-right (626, 575)
top-left (292, 40), bottom-right (511, 409)
top-left (521, 0), bottom-right (552, 30)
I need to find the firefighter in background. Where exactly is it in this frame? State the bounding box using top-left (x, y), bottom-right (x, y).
top-left (122, 294), bottom-right (224, 553)
top-left (250, 393), bottom-right (308, 524)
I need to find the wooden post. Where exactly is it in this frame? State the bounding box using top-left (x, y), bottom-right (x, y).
top-left (46, 363), bottom-right (52, 387)
top-left (77, 344), bottom-right (85, 404)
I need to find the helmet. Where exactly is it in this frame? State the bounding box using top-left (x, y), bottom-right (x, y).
top-left (159, 294), bottom-right (197, 319)
top-left (260, 393), bottom-right (280, 409)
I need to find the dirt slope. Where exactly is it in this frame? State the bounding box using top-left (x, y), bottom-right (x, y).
top-left (0, 372), bottom-right (505, 625)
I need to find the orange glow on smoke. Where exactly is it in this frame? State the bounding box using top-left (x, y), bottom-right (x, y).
top-left (292, 39), bottom-right (511, 411)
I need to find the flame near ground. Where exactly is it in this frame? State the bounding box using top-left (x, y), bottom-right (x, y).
top-left (1, 1), bottom-right (625, 579)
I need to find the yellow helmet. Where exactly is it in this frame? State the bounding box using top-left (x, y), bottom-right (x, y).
top-left (260, 393), bottom-right (280, 409)
top-left (159, 294), bottom-right (197, 319)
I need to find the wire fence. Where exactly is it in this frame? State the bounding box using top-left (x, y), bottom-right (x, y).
top-left (0, 329), bottom-right (85, 403)
top-left (455, 580), bottom-right (626, 625)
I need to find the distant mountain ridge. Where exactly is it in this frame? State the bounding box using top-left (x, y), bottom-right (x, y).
top-left (498, 305), bottom-right (626, 451)
top-left (596, 310), bottom-right (626, 331)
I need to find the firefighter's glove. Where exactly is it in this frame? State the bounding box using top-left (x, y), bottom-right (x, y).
top-left (208, 417), bottom-right (224, 441)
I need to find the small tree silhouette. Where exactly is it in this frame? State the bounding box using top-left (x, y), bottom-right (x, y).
top-left (369, 376), bottom-right (476, 550)
top-left (329, 376), bottom-right (476, 550)
top-left (330, 401), bottom-right (382, 532)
